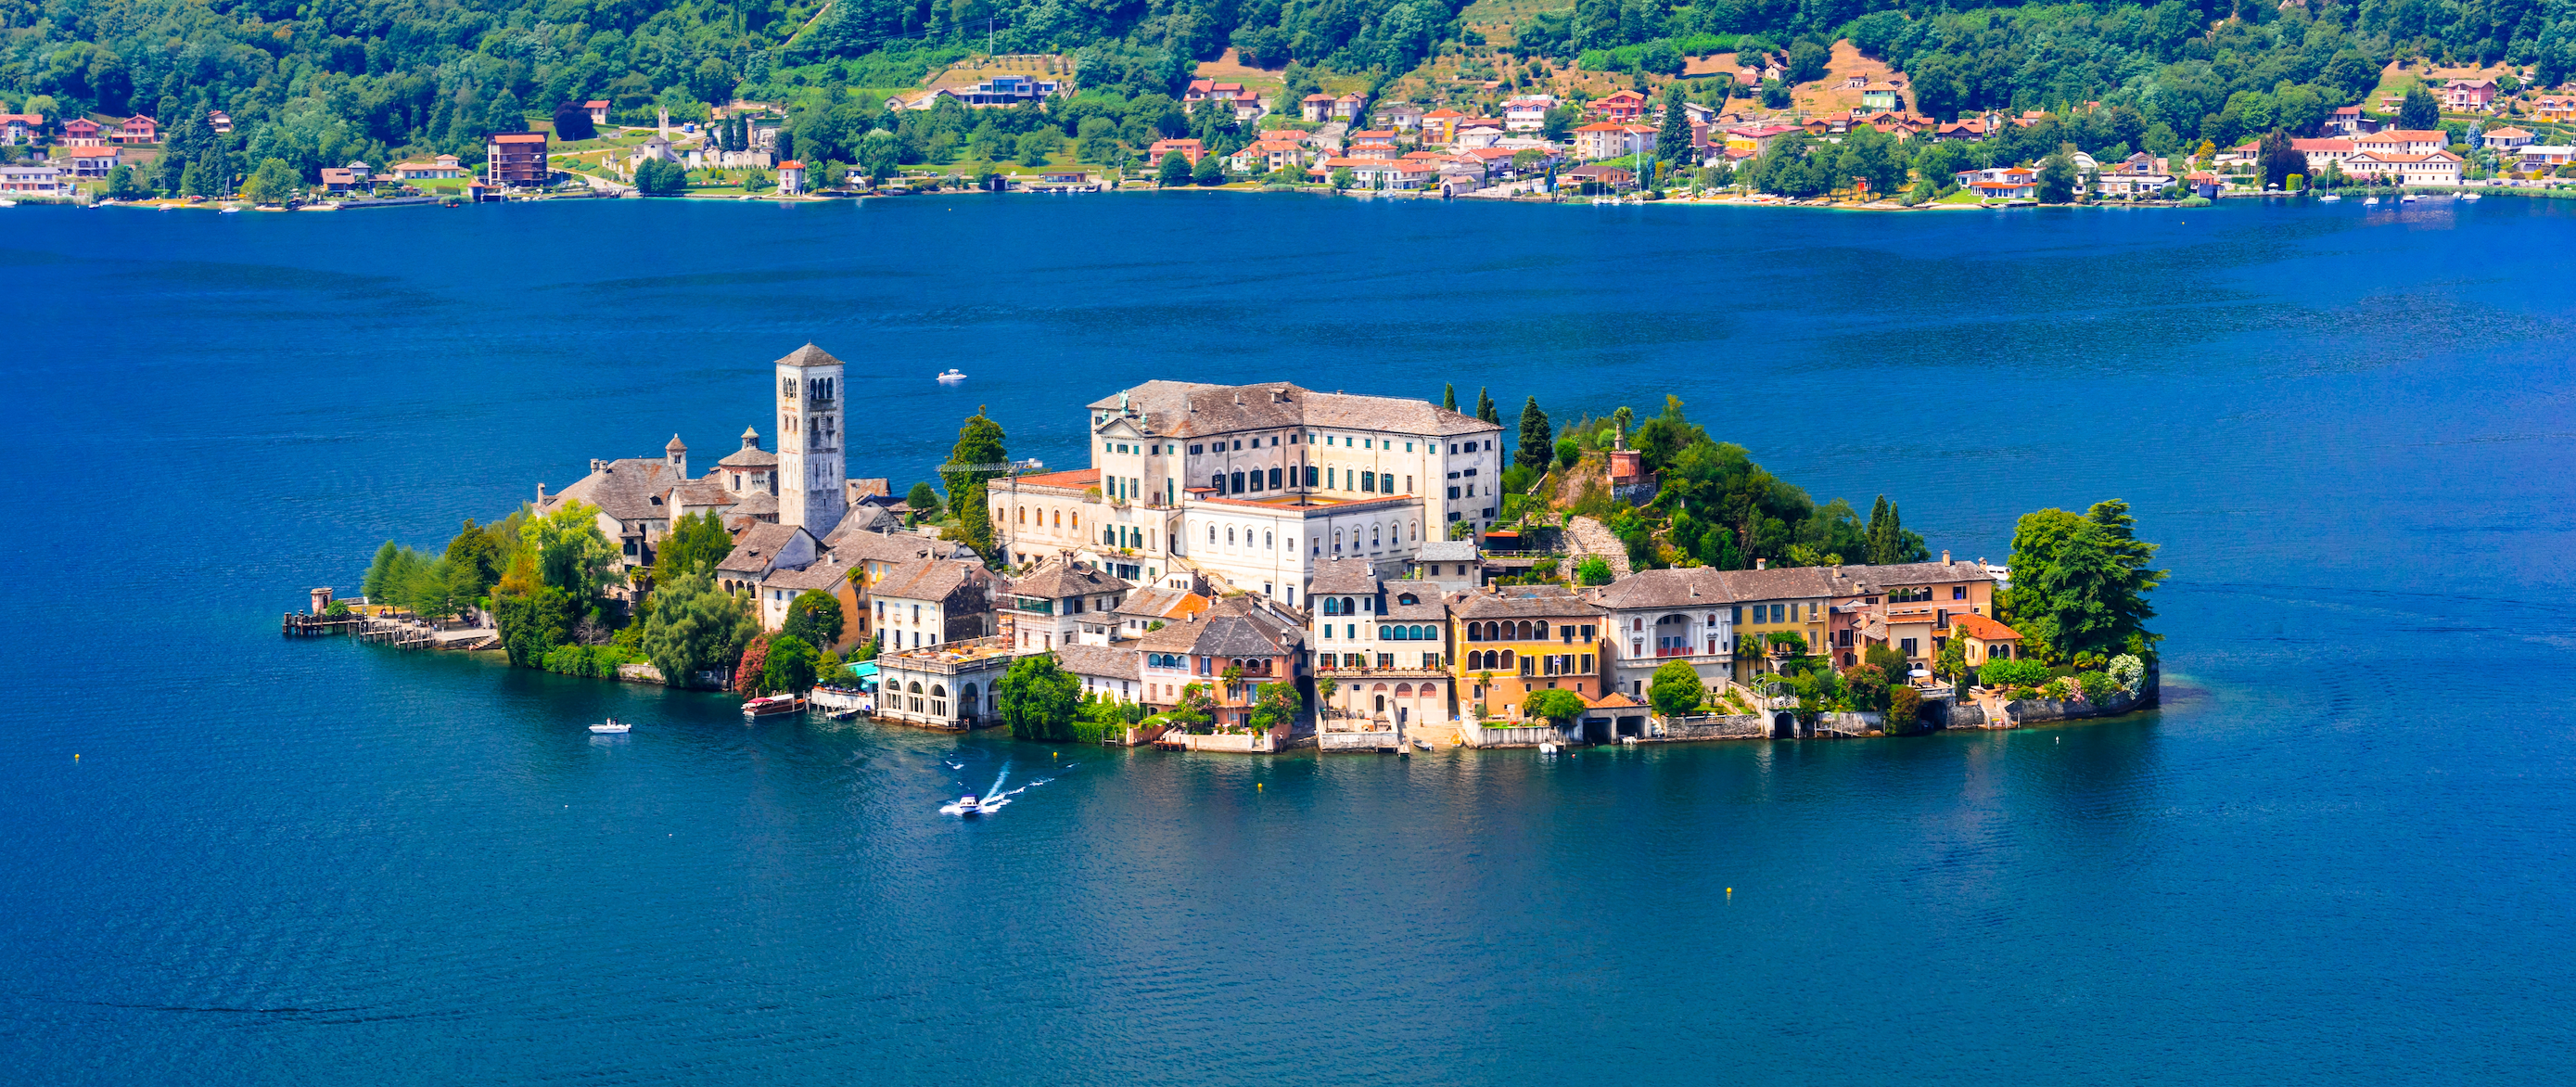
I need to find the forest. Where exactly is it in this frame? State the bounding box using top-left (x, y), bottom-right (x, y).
top-left (10, 0), bottom-right (2573, 188)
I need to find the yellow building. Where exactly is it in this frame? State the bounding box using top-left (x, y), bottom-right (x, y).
top-left (1450, 584), bottom-right (1608, 719)
top-left (1724, 567), bottom-right (1834, 681)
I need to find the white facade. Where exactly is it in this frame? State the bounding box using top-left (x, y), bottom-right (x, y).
top-left (774, 345), bottom-right (847, 534)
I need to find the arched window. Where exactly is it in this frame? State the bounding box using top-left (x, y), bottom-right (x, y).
top-left (1209, 473), bottom-right (1224, 492)
top-left (1323, 597), bottom-right (1341, 616)
top-left (1264, 531), bottom-right (1273, 549)
top-left (1537, 621), bottom-right (1553, 640)
top-left (1371, 525), bottom-right (1382, 545)
top-left (908, 681), bottom-right (923, 694)
top-left (1333, 529), bottom-right (1343, 552)
top-left (1396, 684), bottom-right (1413, 697)
top-left (1410, 520), bottom-right (1419, 541)
top-left (1231, 470), bottom-right (1244, 492)
top-left (1464, 623), bottom-right (1481, 643)
top-left (1227, 527), bottom-right (1236, 545)
top-left (1209, 525), bottom-right (1218, 544)
top-left (930, 684), bottom-right (946, 698)
top-left (1269, 467), bottom-right (1282, 489)
top-left (1341, 596), bottom-right (1356, 616)
top-left (1499, 649), bottom-right (1515, 668)
top-left (1016, 508), bottom-right (1025, 524)
top-left (1379, 625), bottom-right (1392, 640)
top-left (1051, 510), bottom-right (1059, 527)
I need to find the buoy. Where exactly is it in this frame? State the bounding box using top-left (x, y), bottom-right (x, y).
top-left (73, 754), bottom-right (79, 761)
top-left (1256, 783), bottom-right (1263, 791)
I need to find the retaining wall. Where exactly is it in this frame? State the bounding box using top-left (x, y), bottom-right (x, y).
top-left (1318, 730), bottom-right (1400, 752)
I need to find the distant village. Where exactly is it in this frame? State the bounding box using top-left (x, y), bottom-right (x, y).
top-left (457, 345), bottom-right (2157, 752)
top-left (23, 53), bottom-right (2571, 208)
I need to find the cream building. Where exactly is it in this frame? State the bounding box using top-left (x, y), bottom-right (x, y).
top-left (989, 381), bottom-right (1505, 608)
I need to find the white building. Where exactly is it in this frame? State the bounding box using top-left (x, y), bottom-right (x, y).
top-left (990, 381), bottom-right (1504, 609)
top-left (1584, 568), bottom-right (1737, 702)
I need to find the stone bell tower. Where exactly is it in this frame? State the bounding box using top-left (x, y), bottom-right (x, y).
top-left (774, 343), bottom-right (847, 533)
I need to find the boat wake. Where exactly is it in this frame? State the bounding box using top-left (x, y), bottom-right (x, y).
top-left (938, 761), bottom-right (1078, 816)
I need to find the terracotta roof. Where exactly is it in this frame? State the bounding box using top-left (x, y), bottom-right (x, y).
top-left (774, 343), bottom-right (844, 369)
top-left (1113, 587), bottom-right (1208, 621)
top-left (1941, 613), bottom-right (2021, 641)
top-left (1585, 691), bottom-right (1646, 710)
top-left (1134, 595), bottom-right (1302, 657)
top-left (491, 132), bottom-right (546, 144)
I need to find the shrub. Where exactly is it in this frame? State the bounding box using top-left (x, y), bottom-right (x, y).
top-left (2107, 654), bottom-right (2145, 694)
top-left (1647, 660), bottom-right (1704, 715)
top-left (1575, 556), bottom-right (1613, 586)
top-left (2038, 677), bottom-right (2072, 700)
top-left (1978, 658), bottom-right (2049, 689)
top-left (1888, 684), bottom-right (1923, 733)
top-left (2075, 671), bottom-right (2113, 701)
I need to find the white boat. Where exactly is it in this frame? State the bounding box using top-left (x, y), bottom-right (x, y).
top-left (0, 198), bottom-right (18, 208)
top-left (2399, 194), bottom-right (2419, 203)
top-left (742, 694), bottom-right (804, 719)
top-left (943, 794), bottom-right (984, 816)
top-left (589, 718), bottom-right (631, 734)
top-left (1413, 739), bottom-right (1433, 751)
top-left (2317, 194), bottom-right (2341, 202)
top-left (1538, 741), bottom-right (1562, 755)
top-left (2364, 196), bottom-right (2381, 205)
top-left (935, 369), bottom-right (966, 384)
top-left (2460, 193), bottom-right (2481, 201)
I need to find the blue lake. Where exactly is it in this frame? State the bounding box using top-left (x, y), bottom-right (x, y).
top-left (4, 193), bottom-right (2573, 1084)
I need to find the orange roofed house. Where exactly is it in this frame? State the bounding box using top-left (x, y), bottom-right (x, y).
top-left (484, 131), bottom-right (549, 186)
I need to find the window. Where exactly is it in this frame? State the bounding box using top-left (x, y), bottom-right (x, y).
top-left (1232, 440), bottom-right (1242, 451)
top-left (1362, 471), bottom-right (1376, 492)
top-left (1289, 434), bottom-right (1298, 444)
top-left (1264, 531), bottom-right (1273, 549)
top-left (1305, 466), bottom-right (1319, 486)
top-left (1953, 585), bottom-right (1968, 600)
top-left (1269, 467), bottom-right (1282, 489)
top-left (1405, 442), bottom-right (1414, 452)
top-left (1900, 637), bottom-right (1919, 656)
top-left (1581, 625), bottom-right (1594, 640)
top-left (1364, 439), bottom-right (1373, 449)
top-left (1405, 477), bottom-right (1412, 493)
top-left (1230, 470), bottom-right (1244, 492)
top-left (1191, 444), bottom-right (1204, 454)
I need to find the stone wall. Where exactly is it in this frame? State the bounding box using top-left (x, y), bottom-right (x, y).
top-left (1460, 722), bottom-right (1566, 748)
top-left (1648, 713), bottom-right (1768, 742)
top-left (1318, 730), bottom-right (1399, 752)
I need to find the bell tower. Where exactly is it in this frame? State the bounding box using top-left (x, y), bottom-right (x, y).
top-left (773, 344), bottom-right (848, 533)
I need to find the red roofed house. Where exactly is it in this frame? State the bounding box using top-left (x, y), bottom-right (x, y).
top-left (1573, 121), bottom-right (1654, 161)
top-left (116, 115), bottom-right (156, 144)
top-left (2483, 126), bottom-right (2534, 149)
top-left (1940, 613), bottom-right (2024, 668)
top-left (0, 114), bottom-right (39, 146)
top-left (1954, 165), bottom-right (2036, 198)
top-left (61, 118), bottom-right (103, 147)
top-left (52, 144), bottom-right (119, 179)
top-left (1301, 93), bottom-right (1336, 122)
top-left (1422, 108), bottom-right (1463, 145)
top-left (585, 99), bottom-right (610, 125)
top-left (2443, 78), bottom-right (2497, 111)
top-left (1147, 137), bottom-right (1205, 165)
top-left (2290, 138), bottom-right (2355, 171)
top-left (2353, 129), bottom-right (2449, 157)
top-left (778, 160), bottom-right (806, 195)
top-left (2325, 105), bottom-right (2369, 134)
top-left (1333, 93), bottom-right (1366, 121)
top-left (2532, 96), bottom-right (2575, 122)
top-left (1594, 89), bottom-right (1648, 122)
top-left (484, 131), bottom-right (549, 186)
top-left (1348, 130), bottom-right (1399, 158)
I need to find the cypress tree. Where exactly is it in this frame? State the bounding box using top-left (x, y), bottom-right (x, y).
top-left (1657, 85), bottom-right (1691, 172)
top-left (1442, 383), bottom-right (1457, 412)
top-left (1475, 387), bottom-right (1498, 424)
top-left (1514, 397), bottom-right (1553, 471)
top-left (943, 407), bottom-right (1009, 564)
top-left (1867, 495), bottom-right (1894, 566)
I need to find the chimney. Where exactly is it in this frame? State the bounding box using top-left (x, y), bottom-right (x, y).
top-left (1942, 550), bottom-right (1952, 565)
top-left (1755, 557), bottom-right (1766, 569)
top-left (536, 481), bottom-right (547, 505)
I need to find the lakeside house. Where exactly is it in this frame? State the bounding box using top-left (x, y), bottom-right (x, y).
top-left (485, 131), bottom-right (549, 187)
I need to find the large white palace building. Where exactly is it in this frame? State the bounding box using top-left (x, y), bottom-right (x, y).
top-left (990, 380), bottom-right (1505, 607)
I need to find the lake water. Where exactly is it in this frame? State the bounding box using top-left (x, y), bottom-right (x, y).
top-left (4, 193), bottom-right (2573, 1084)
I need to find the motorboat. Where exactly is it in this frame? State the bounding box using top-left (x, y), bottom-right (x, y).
top-left (2460, 193), bottom-right (2481, 201)
top-left (944, 795), bottom-right (985, 816)
top-left (0, 198), bottom-right (17, 208)
top-left (2364, 196), bottom-right (2381, 205)
top-left (2317, 194), bottom-right (2341, 202)
top-left (1413, 739), bottom-right (1433, 751)
top-left (589, 718), bottom-right (631, 734)
top-left (1538, 741), bottom-right (1562, 755)
top-left (935, 369), bottom-right (966, 384)
top-left (2399, 194), bottom-right (2420, 203)
top-left (742, 694), bottom-right (805, 719)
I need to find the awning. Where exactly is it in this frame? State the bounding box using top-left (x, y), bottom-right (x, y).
top-left (848, 660), bottom-right (879, 679)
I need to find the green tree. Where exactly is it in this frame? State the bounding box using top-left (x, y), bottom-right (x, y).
top-left (1575, 556), bottom-right (1614, 585)
top-left (1249, 681), bottom-right (1301, 733)
top-left (633, 158), bottom-right (688, 195)
top-left (1524, 687), bottom-right (1588, 728)
top-left (491, 550), bottom-right (577, 667)
top-left (1192, 153), bottom-right (1224, 185)
top-left (1555, 436), bottom-right (1582, 468)
top-left (1514, 397), bottom-right (1553, 472)
top-left (1330, 165), bottom-right (1355, 189)
top-left (761, 633), bottom-right (818, 693)
top-left (1157, 150), bottom-right (1191, 186)
top-left (998, 652), bottom-right (1082, 740)
top-left (1865, 496), bottom-right (1927, 566)
top-left (1648, 660), bottom-right (1705, 715)
top-left (106, 164), bottom-right (141, 198)
top-left (1656, 84), bottom-right (1691, 168)
top-left (1475, 387), bottom-right (1498, 424)
top-left (655, 510), bottom-right (733, 582)
top-left (2256, 128), bottom-right (2301, 189)
top-left (2036, 149), bottom-right (2078, 203)
top-left (2399, 83), bottom-right (2440, 131)
top-left (442, 518), bottom-right (504, 600)
top-left (781, 589), bottom-right (844, 648)
top-left (362, 540), bottom-right (402, 601)
top-left (1864, 644), bottom-right (1909, 681)
top-left (1442, 383), bottom-right (1458, 411)
top-left (941, 408), bottom-right (1008, 561)
top-left (522, 500), bottom-right (619, 604)
top-left (1933, 633), bottom-right (1970, 684)
top-left (905, 480), bottom-right (941, 517)
top-left (1999, 500), bottom-right (2167, 665)
top-left (640, 569), bottom-right (756, 687)
top-left (240, 158), bottom-right (302, 204)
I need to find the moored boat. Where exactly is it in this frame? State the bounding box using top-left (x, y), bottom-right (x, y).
top-left (935, 368), bottom-right (966, 384)
top-left (742, 694), bottom-right (805, 719)
top-left (589, 718), bottom-right (631, 734)
top-left (2318, 194), bottom-right (2341, 202)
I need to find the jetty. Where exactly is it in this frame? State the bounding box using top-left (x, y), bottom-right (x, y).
top-left (281, 587), bottom-right (499, 651)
